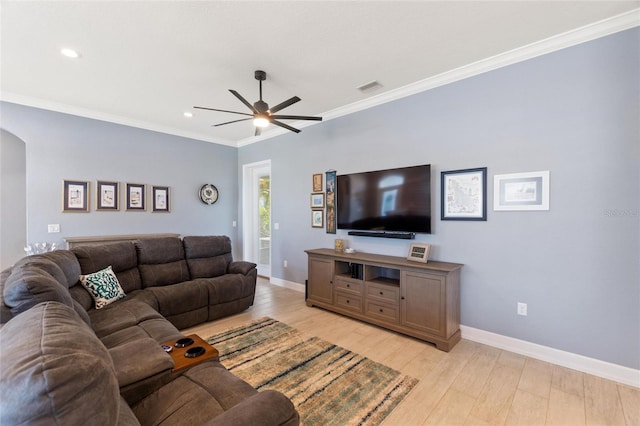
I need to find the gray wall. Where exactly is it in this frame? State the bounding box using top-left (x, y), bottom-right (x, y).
top-left (239, 28), bottom-right (639, 369)
top-left (0, 129), bottom-right (27, 268)
top-left (0, 104), bottom-right (239, 254)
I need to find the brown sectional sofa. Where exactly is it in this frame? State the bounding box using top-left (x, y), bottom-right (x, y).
top-left (0, 235), bottom-right (299, 425)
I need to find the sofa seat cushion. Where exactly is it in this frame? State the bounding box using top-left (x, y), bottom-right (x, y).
top-left (89, 299), bottom-right (164, 338)
top-left (0, 301), bottom-right (120, 425)
top-left (145, 280), bottom-right (209, 317)
top-left (132, 361), bottom-right (299, 426)
top-left (197, 274), bottom-right (254, 304)
top-left (109, 337), bottom-right (174, 387)
top-left (80, 265), bottom-right (126, 309)
top-left (72, 242), bottom-right (142, 293)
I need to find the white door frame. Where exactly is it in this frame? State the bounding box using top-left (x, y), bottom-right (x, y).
top-left (242, 159), bottom-right (271, 278)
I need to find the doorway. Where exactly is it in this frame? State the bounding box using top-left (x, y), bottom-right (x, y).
top-left (242, 160), bottom-right (271, 278)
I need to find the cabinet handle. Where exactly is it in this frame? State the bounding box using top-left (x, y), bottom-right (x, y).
top-left (330, 280), bottom-right (333, 284)
top-left (346, 300), bottom-right (350, 304)
top-left (347, 284), bottom-right (350, 288)
top-left (379, 291), bottom-right (384, 295)
top-left (401, 296), bottom-right (405, 300)
top-left (379, 308), bottom-right (384, 313)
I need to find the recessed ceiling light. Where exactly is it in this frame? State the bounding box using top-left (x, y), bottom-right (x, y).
top-left (183, 112), bottom-right (193, 118)
top-left (60, 48), bottom-right (80, 59)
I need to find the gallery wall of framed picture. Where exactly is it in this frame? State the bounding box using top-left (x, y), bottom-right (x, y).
top-left (63, 180), bottom-right (171, 213)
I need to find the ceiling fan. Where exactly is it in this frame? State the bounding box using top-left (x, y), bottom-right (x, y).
top-left (194, 70), bottom-right (323, 136)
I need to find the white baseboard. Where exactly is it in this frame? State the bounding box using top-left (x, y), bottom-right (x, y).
top-left (265, 278), bottom-right (639, 388)
top-left (269, 277), bottom-right (305, 293)
top-left (461, 325), bottom-right (640, 388)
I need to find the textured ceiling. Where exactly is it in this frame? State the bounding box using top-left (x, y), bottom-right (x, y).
top-left (1, 1), bottom-right (638, 146)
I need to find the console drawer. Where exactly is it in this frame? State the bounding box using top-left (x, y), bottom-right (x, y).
top-left (365, 300), bottom-right (399, 323)
top-left (334, 277), bottom-right (363, 295)
top-left (335, 291), bottom-right (362, 313)
top-left (365, 282), bottom-right (399, 303)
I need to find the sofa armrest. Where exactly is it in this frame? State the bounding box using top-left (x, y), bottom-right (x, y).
top-left (228, 261), bottom-right (257, 276)
top-left (203, 390), bottom-right (299, 426)
top-left (109, 337), bottom-right (174, 387)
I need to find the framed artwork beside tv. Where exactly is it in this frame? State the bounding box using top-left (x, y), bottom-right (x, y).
top-left (441, 167), bottom-right (487, 221)
top-left (310, 193), bottom-right (324, 208)
top-left (494, 170), bottom-right (549, 211)
top-left (311, 210), bottom-right (324, 228)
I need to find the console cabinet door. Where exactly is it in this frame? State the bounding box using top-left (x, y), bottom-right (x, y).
top-left (400, 271), bottom-right (445, 336)
top-left (308, 256), bottom-right (334, 304)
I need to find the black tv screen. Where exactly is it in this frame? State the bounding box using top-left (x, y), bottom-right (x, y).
top-left (337, 164), bottom-right (431, 234)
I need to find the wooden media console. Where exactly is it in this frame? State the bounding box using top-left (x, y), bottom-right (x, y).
top-left (305, 248), bottom-right (463, 351)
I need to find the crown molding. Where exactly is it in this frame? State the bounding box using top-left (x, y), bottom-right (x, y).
top-left (0, 92), bottom-right (236, 147)
top-left (240, 8), bottom-right (640, 146)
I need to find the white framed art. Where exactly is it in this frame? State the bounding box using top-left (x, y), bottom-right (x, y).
top-left (494, 171), bottom-right (549, 211)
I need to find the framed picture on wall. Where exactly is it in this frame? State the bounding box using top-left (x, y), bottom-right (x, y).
top-left (63, 180), bottom-right (89, 212)
top-left (311, 210), bottom-right (324, 228)
top-left (312, 173), bottom-right (323, 192)
top-left (441, 167), bottom-right (487, 221)
top-left (310, 192), bottom-right (325, 209)
top-left (494, 171), bottom-right (550, 211)
top-left (152, 186), bottom-right (170, 212)
top-left (96, 180), bottom-right (119, 211)
top-left (126, 183), bottom-right (146, 211)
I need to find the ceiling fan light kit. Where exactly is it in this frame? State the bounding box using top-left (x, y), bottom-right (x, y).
top-left (194, 70), bottom-right (322, 136)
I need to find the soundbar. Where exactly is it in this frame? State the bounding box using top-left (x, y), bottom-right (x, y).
top-left (347, 231), bottom-right (415, 240)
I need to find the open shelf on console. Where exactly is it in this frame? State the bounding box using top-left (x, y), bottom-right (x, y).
top-left (335, 260), bottom-right (363, 280)
top-left (365, 265), bottom-right (400, 287)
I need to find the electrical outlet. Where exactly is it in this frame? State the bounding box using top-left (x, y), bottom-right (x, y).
top-left (517, 302), bottom-right (528, 316)
top-left (284, 260), bottom-right (288, 268)
top-left (48, 224), bottom-right (60, 233)
top-left (232, 220), bottom-right (237, 228)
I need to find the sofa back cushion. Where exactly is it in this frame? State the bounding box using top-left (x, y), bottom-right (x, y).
top-left (3, 256), bottom-right (75, 316)
top-left (183, 235), bottom-right (232, 279)
top-left (72, 242), bottom-right (142, 294)
top-left (136, 237), bottom-right (190, 287)
top-left (0, 301), bottom-right (121, 425)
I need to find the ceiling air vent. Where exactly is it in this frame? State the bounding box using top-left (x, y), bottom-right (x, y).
top-left (357, 80), bottom-right (383, 93)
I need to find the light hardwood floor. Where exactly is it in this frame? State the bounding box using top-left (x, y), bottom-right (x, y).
top-left (183, 278), bottom-right (640, 426)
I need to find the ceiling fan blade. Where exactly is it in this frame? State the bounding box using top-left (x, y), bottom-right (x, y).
top-left (194, 106), bottom-right (252, 117)
top-left (271, 119), bottom-right (301, 133)
top-left (255, 127), bottom-right (262, 137)
top-left (270, 115), bottom-right (323, 121)
top-left (269, 96), bottom-right (301, 114)
top-left (229, 90), bottom-right (258, 113)
top-left (213, 117), bottom-right (252, 127)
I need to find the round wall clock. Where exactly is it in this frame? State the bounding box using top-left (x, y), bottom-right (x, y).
top-left (199, 184), bottom-right (219, 205)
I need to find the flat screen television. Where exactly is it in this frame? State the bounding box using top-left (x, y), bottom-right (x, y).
top-left (337, 164), bottom-right (431, 234)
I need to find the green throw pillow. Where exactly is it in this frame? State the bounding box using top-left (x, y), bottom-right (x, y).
top-left (79, 266), bottom-right (125, 309)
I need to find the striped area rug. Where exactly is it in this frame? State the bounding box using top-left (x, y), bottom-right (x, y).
top-left (207, 317), bottom-right (418, 426)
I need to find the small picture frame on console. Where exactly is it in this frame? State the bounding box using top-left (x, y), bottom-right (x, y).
top-left (407, 243), bottom-right (431, 263)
